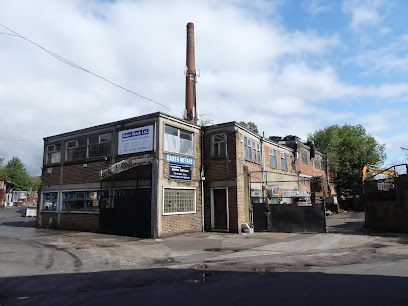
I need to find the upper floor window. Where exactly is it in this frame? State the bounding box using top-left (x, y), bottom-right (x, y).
top-left (269, 148), bottom-right (277, 168)
top-left (211, 133), bottom-right (227, 158)
top-left (65, 133), bottom-right (112, 162)
top-left (244, 136), bottom-right (252, 160)
top-left (46, 144), bottom-right (61, 164)
top-left (254, 142), bottom-right (261, 163)
top-left (281, 152), bottom-right (288, 171)
top-left (164, 125), bottom-right (193, 156)
top-left (301, 150), bottom-right (308, 165)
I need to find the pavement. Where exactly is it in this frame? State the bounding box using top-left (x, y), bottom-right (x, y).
top-left (1, 207), bottom-right (408, 305)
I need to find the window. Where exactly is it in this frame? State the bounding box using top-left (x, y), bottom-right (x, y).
top-left (46, 144), bottom-right (61, 164)
top-left (244, 136), bottom-right (252, 160)
top-left (281, 152), bottom-right (288, 171)
top-left (62, 190), bottom-right (107, 211)
top-left (88, 133), bottom-right (111, 158)
top-left (211, 133), bottom-right (227, 158)
top-left (301, 150), bottom-right (308, 165)
top-left (314, 157), bottom-right (320, 169)
top-left (65, 133), bottom-right (112, 162)
top-left (269, 148), bottom-right (277, 168)
top-left (41, 192), bottom-right (58, 211)
top-left (163, 188), bottom-right (195, 214)
top-left (254, 142), bottom-right (261, 163)
top-left (164, 125), bottom-right (193, 156)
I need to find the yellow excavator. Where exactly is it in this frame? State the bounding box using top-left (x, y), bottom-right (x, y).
top-left (362, 164), bottom-right (399, 182)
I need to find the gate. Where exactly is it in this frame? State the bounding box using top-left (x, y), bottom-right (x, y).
top-left (99, 164), bottom-right (153, 238)
top-left (250, 171), bottom-right (327, 233)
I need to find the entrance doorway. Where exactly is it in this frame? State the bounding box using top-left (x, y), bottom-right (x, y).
top-left (211, 188), bottom-right (228, 231)
top-left (100, 188), bottom-right (152, 238)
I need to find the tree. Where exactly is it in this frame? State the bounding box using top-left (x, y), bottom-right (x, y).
top-left (308, 124), bottom-right (386, 190)
top-left (3, 157), bottom-right (32, 190)
top-left (238, 121), bottom-right (259, 134)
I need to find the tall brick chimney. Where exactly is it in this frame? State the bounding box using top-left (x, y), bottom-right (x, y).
top-left (185, 22), bottom-right (197, 124)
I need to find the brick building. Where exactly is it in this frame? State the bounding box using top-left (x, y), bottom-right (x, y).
top-left (202, 123), bottom-right (329, 233)
top-left (39, 112), bottom-right (202, 238)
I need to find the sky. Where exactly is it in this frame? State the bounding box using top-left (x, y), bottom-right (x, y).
top-left (1, 0), bottom-right (408, 175)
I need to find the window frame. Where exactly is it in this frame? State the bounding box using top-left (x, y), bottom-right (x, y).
top-left (162, 187), bottom-right (196, 215)
top-left (41, 191), bottom-right (59, 211)
top-left (46, 143), bottom-right (61, 164)
top-left (243, 136), bottom-right (252, 160)
top-left (61, 190), bottom-right (108, 212)
top-left (211, 133), bottom-right (227, 158)
top-left (269, 148), bottom-right (277, 169)
top-left (281, 152), bottom-right (288, 171)
top-left (301, 150), bottom-right (309, 165)
top-left (164, 125), bottom-right (194, 157)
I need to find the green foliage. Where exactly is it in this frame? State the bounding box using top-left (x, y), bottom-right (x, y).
top-left (308, 124), bottom-right (386, 189)
top-left (238, 121), bottom-right (259, 134)
top-left (0, 157), bottom-right (40, 191)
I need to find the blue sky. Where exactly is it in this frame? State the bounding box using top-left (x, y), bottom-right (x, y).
top-left (0, 0), bottom-right (408, 174)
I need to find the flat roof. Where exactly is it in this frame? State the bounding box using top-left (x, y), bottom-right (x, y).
top-left (44, 112), bottom-right (200, 141)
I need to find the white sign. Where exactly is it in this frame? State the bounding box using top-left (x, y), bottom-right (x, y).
top-left (118, 125), bottom-right (154, 155)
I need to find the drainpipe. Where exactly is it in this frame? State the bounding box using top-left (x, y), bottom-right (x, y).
top-left (201, 127), bottom-right (205, 232)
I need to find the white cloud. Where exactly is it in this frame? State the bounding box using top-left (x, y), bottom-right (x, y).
top-left (303, 0), bottom-right (332, 16)
top-left (0, 0), bottom-right (407, 174)
top-left (342, 0), bottom-right (388, 30)
top-left (353, 35), bottom-right (408, 73)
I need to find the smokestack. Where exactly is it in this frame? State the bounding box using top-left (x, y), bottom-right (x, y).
top-left (185, 22), bottom-right (197, 124)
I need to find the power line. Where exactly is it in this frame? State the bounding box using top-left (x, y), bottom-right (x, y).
top-left (0, 24), bottom-right (183, 117)
top-left (0, 137), bottom-right (38, 142)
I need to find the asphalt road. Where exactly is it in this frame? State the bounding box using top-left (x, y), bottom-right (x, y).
top-left (1, 207), bottom-right (408, 306)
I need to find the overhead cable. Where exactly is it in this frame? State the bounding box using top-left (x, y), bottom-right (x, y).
top-left (0, 24), bottom-right (183, 117)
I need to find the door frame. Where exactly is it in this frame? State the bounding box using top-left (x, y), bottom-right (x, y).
top-left (210, 187), bottom-right (229, 231)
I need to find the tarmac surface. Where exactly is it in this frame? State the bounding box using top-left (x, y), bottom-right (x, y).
top-left (1, 207), bottom-right (408, 305)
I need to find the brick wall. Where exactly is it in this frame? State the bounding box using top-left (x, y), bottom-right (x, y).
top-left (59, 213), bottom-right (99, 231)
top-left (42, 167), bottom-right (61, 186)
top-left (203, 131), bottom-right (237, 181)
top-left (161, 212), bottom-right (202, 235)
top-left (63, 161), bottom-right (107, 184)
top-left (38, 212), bottom-right (99, 232)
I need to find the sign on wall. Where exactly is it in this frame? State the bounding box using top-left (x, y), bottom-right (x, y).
top-left (169, 164), bottom-right (192, 180)
top-left (118, 125), bottom-right (154, 155)
top-left (165, 154), bottom-right (194, 165)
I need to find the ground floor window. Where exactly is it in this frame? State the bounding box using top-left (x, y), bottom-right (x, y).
top-left (42, 192), bottom-right (58, 211)
top-left (163, 188), bottom-right (195, 215)
top-left (62, 190), bottom-right (108, 211)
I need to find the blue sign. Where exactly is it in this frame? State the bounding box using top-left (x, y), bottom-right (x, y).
top-left (122, 128), bottom-right (149, 139)
top-left (165, 154), bottom-right (194, 165)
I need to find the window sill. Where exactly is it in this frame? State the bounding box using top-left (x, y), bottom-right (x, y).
top-left (163, 211), bottom-right (196, 216)
top-left (61, 210), bottom-right (99, 214)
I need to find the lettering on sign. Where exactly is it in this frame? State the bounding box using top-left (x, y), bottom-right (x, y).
top-left (165, 154), bottom-right (194, 165)
top-left (169, 164), bottom-right (192, 180)
top-left (118, 125), bottom-right (154, 155)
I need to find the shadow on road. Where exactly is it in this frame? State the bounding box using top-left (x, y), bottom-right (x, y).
top-left (0, 208), bottom-right (36, 228)
top-left (328, 217), bottom-right (408, 245)
top-left (1, 268), bottom-right (408, 306)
